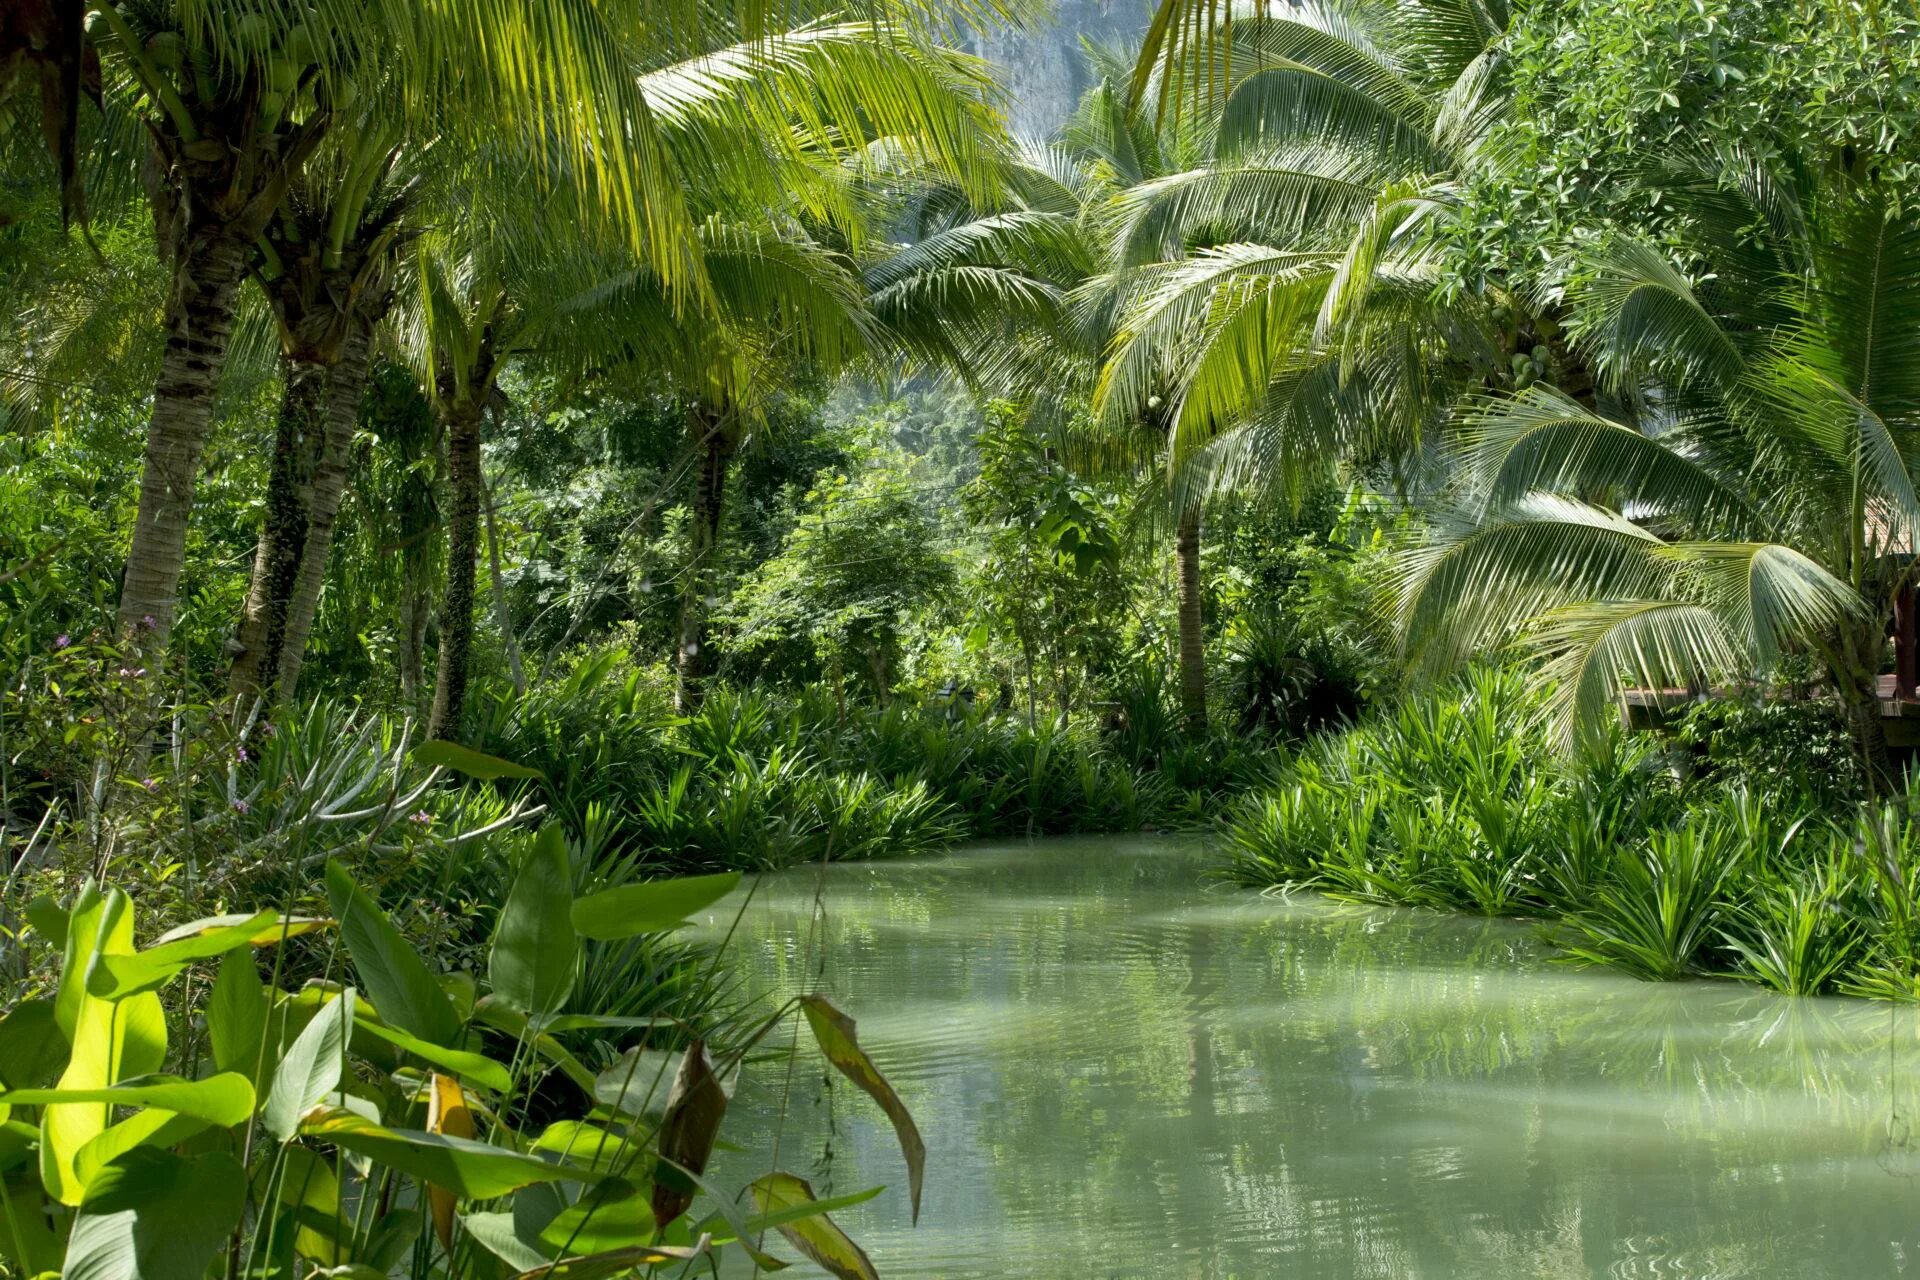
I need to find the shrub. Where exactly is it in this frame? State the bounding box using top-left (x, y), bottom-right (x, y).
top-left (0, 838), bottom-right (923, 1278)
top-left (1668, 688), bottom-right (1865, 812)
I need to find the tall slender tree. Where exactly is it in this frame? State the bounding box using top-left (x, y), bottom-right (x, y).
top-left (84, 0), bottom-right (704, 669)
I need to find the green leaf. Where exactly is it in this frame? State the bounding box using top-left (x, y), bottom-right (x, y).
top-left (264, 987), bottom-right (354, 1142)
top-left (325, 861), bottom-right (462, 1047)
top-left (413, 740), bottom-right (543, 780)
top-left (530, 1119), bottom-right (634, 1171)
top-left (537, 1176), bottom-right (657, 1254)
top-left (749, 1172), bottom-right (878, 1280)
top-left (62, 1147), bottom-right (246, 1280)
top-left (298, 1106), bottom-right (604, 1198)
top-left (469, 997), bottom-right (597, 1093)
top-left (0, 999), bottom-right (65, 1092)
top-left (74, 1110), bottom-right (211, 1187)
top-left (349, 1005), bottom-right (511, 1093)
top-left (463, 1210), bottom-right (555, 1272)
top-left (0, 1117), bottom-right (41, 1172)
top-left (23, 894), bottom-right (66, 950)
top-left (43, 888), bottom-right (166, 1207)
top-left (491, 824), bottom-right (578, 1020)
top-left (0, 1073), bottom-right (254, 1127)
top-left (800, 994), bottom-right (925, 1223)
top-left (263, 1143), bottom-right (345, 1266)
top-left (590, 1047), bottom-right (680, 1118)
top-left (88, 911), bottom-right (331, 1000)
top-left (571, 872), bottom-right (742, 940)
top-left (208, 949), bottom-right (269, 1086)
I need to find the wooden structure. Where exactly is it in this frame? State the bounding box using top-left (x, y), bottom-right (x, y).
top-left (1622, 579), bottom-right (1920, 746)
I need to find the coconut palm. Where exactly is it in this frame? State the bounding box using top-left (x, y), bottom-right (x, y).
top-left (398, 17), bottom-right (1005, 734)
top-left (1094, 0), bottom-right (1517, 491)
top-left (1396, 155), bottom-right (1919, 777)
top-left (870, 58), bottom-right (1242, 730)
top-left (229, 119), bottom-right (434, 700)
top-left (83, 0), bottom-right (695, 670)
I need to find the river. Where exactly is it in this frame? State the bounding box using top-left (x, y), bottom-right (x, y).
top-left (700, 835), bottom-right (1920, 1278)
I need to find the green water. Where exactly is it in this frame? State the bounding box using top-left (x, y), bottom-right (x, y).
top-left (702, 835), bottom-right (1920, 1278)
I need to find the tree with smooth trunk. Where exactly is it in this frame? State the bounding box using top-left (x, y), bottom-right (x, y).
top-left (406, 17), bottom-right (1008, 734)
top-left (82, 0), bottom-right (711, 680)
top-left (230, 124), bottom-right (423, 702)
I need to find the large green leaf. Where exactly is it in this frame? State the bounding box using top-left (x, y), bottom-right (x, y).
top-left (43, 888), bottom-right (166, 1206)
top-left (470, 997), bottom-right (597, 1092)
top-left (62, 1147), bottom-right (246, 1280)
top-left (0, 999), bottom-right (65, 1092)
top-left (413, 739), bottom-right (543, 780)
top-left (571, 872), bottom-right (742, 940)
top-left (73, 1110), bottom-right (211, 1187)
top-left (538, 1177), bottom-right (658, 1254)
top-left (349, 1005), bottom-right (512, 1093)
top-left (749, 1172), bottom-right (877, 1280)
top-left (801, 995), bottom-right (925, 1223)
top-left (325, 861), bottom-right (462, 1047)
top-left (208, 948), bottom-right (269, 1086)
top-left (298, 1106), bottom-right (604, 1198)
top-left (491, 824), bottom-right (578, 1020)
top-left (88, 911), bottom-right (331, 999)
top-left (463, 1210), bottom-right (555, 1272)
top-left (264, 987), bottom-right (354, 1142)
top-left (0, 1072), bottom-right (254, 1127)
top-left (530, 1119), bottom-right (634, 1171)
top-left (265, 1143), bottom-right (346, 1266)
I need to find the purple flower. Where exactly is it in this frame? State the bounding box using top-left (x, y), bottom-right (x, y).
top-left (408, 810), bottom-right (434, 826)
top-left (232, 798), bottom-right (250, 814)
top-left (258, 721), bottom-right (275, 738)
top-left (53, 634), bottom-right (70, 649)
top-left (139, 614), bottom-right (157, 631)
top-left (234, 746), bottom-right (250, 763)
top-left (140, 778), bottom-right (159, 793)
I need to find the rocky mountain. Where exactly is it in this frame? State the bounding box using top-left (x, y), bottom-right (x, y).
top-left (962, 0), bottom-right (1153, 139)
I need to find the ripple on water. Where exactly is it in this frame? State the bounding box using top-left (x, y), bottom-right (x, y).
top-left (701, 838), bottom-right (1920, 1279)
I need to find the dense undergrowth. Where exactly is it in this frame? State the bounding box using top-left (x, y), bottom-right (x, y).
top-left (475, 647), bottom-right (1275, 873)
top-left (1222, 669), bottom-right (1918, 999)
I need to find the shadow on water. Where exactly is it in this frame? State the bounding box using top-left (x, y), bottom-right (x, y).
top-left (700, 836), bottom-right (1920, 1279)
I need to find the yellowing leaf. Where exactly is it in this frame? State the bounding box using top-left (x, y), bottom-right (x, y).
top-left (750, 1172), bottom-right (877, 1280)
top-left (426, 1073), bottom-right (474, 1251)
top-left (801, 994), bottom-right (925, 1222)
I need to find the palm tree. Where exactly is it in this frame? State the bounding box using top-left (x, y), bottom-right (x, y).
top-left (870, 59), bottom-right (1237, 730)
top-left (229, 120), bottom-right (430, 700)
top-left (401, 16), bottom-right (1006, 735)
top-left (83, 0), bottom-right (717, 667)
top-left (1395, 155), bottom-right (1918, 778)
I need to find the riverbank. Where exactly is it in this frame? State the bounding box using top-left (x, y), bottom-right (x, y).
top-left (1222, 670), bottom-right (1915, 1000)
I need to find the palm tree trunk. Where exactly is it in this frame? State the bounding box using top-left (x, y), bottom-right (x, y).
top-left (117, 233), bottom-right (253, 654)
top-left (230, 355), bottom-right (330, 701)
top-left (674, 409), bottom-right (732, 714)
top-left (483, 473), bottom-right (527, 697)
top-left (1834, 617), bottom-right (1895, 793)
top-left (277, 323), bottom-right (374, 699)
top-left (428, 400), bottom-right (485, 740)
top-left (1175, 503), bottom-right (1207, 735)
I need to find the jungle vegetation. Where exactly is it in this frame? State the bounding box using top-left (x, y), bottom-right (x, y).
top-left (2, 0), bottom-right (1920, 1274)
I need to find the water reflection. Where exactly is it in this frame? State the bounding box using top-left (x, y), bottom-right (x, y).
top-left (702, 837), bottom-right (1920, 1278)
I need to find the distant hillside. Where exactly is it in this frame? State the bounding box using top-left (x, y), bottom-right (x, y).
top-left (963, 0), bottom-right (1152, 139)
